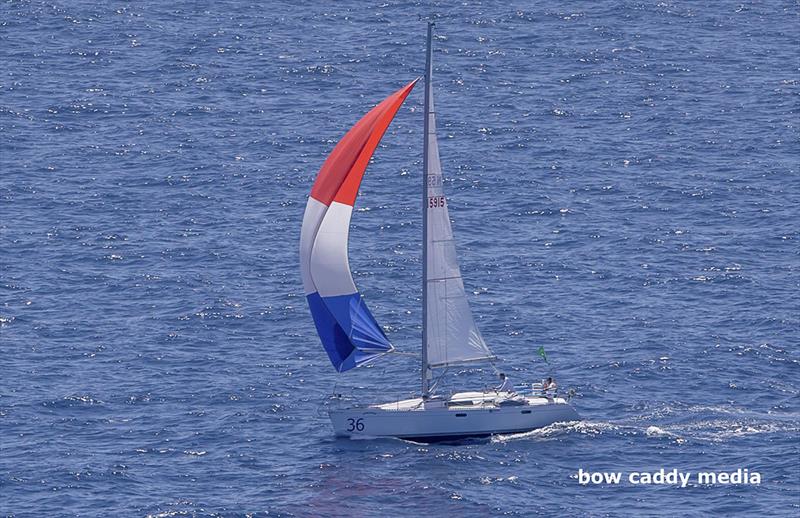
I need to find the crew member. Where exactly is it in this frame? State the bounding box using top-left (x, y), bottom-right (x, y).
top-left (496, 372), bottom-right (514, 393)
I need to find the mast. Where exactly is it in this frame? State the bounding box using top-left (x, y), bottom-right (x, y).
top-left (421, 21), bottom-right (434, 398)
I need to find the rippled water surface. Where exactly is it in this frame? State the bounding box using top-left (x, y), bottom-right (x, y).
top-left (1, 1), bottom-right (799, 516)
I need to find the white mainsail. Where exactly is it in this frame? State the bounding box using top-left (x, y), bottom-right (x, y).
top-left (423, 45), bottom-right (494, 370)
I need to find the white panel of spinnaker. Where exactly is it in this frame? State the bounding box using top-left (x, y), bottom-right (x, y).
top-left (309, 201), bottom-right (358, 298)
top-left (300, 197), bottom-right (329, 295)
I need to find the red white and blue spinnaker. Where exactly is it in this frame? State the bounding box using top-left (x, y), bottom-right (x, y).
top-left (299, 80), bottom-right (418, 372)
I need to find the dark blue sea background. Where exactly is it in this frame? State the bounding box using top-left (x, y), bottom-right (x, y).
top-left (1, 1), bottom-right (798, 516)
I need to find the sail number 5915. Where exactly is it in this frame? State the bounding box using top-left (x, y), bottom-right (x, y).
top-left (428, 196), bottom-right (446, 208)
top-left (347, 418), bottom-right (364, 432)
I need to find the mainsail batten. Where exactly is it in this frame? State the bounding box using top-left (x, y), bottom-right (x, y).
top-left (300, 80), bottom-right (417, 372)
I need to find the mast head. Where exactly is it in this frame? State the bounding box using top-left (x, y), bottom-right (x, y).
top-left (418, 14), bottom-right (435, 28)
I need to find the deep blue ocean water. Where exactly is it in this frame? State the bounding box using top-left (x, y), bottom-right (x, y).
top-left (1, 1), bottom-right (799, 516)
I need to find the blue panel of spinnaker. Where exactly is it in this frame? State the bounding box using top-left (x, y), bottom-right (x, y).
top-left (307, 291), bottom-right (392, 372)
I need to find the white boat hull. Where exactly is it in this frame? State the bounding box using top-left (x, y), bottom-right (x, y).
top-left (329, 392), bottom-right (579, 442)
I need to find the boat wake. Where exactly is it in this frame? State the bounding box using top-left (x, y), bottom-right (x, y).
top-left (491, 409), bottom-right (800, 445)
top-left (492, 420), bottom-right (617, 442)
top-left (653, 418), bottom-right (800, 443)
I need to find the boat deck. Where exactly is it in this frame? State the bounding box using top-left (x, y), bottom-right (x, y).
top-left (370, 391), bottom-right (566, 412)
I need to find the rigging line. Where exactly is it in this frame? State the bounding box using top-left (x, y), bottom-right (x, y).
top-left (429, 367), bottom-right (448, 394)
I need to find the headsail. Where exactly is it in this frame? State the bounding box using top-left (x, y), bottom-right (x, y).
top-left (300, 80), bottom-right (417, 372)
top-left (423, 32), bottom-right (494, 370)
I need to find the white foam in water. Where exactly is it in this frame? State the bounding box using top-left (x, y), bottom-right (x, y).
top-left (645, 425), bottom-right (667, 436)
top-left (493, 421), bottom-right (620, 442)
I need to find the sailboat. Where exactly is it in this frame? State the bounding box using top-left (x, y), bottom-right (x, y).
top-left (300, 23), bottom-right (580, 441)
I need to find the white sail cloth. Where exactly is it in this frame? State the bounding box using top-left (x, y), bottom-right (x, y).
top-left (424, 92), bottom-right (494, 368)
